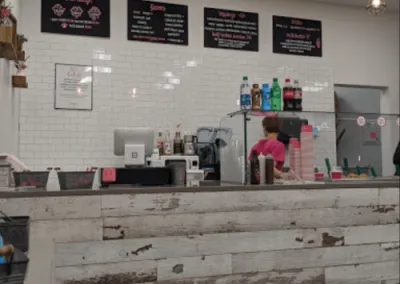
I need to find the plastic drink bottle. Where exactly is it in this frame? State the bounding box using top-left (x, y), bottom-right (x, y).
top-left (283, 78), bottom-right (294, 111)
top-left (261, 84), bottom-right (271, 111)
top-left (271, 78), bottom-right (282, 111)
top-left (293, 80), bottom-right (303, 111)
top-left (240, 76), bottom-right (251, 110)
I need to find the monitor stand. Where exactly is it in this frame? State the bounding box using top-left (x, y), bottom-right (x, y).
top-left (124, 144), bottom-right (145, 167)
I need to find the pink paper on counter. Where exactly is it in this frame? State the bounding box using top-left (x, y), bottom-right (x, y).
top-left (102, 168), bottom-right (116, 182)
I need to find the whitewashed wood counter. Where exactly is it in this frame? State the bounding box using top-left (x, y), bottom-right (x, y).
top-left (0, 182), bottom-right (399, 284)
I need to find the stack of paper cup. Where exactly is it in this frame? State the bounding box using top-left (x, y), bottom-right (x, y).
top-left (300, 125), bottom-right (315, 181)
top-left (289, 138), bottom-right (301, 180)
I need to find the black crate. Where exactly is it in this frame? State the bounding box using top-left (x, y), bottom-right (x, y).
top-left (0, 213), bottom-right (29, 253)
top-left (57, 171), bottom-right (95, 190)
top-left (13, 172), bottom-right (49, 188)
top-left (0, 248), bottom-right (29, 284)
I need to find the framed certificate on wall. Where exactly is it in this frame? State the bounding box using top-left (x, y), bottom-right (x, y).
top-left (54, 63), bottom-right (93, 111)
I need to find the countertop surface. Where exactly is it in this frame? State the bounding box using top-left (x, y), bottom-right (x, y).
top-left (0, 178), bottom-right (399, 198)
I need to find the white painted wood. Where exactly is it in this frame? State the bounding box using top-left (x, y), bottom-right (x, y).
top-left (56, 260), bottom-right (157, 283)
top-left (344, 224), bottom-right (400, 245)
top-left (379, 187), bottom-right (400, 205)
top-left (101, 188), bottom-right (379, 217)
top-left (380, 242), bottom-right (400, 262)
top-left (55, 224), bottom-right (398, 267)
top-left (325, 261), bottom-right (400, 284)
top-left (55, 228), bottom-right (320, 266)
top-left (31, 219), bottom-right (103, 242)
top-left (103, 206), bottom-right (390, 239)
top-left (157, 254), bottom-right (232, 281)
top-left (232, 244), bottom-right (394, 273)
top-left (24, 238), bottom-right (55, 284)
top-left (0, 196), bottom-right (102, 220)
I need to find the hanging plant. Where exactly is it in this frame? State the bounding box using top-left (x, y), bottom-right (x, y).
top-left (0, 0), bottom-right (12, 26)
top-left (14, 56), bottom-right (30, 76)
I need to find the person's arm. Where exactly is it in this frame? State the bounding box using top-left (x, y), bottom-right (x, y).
top-left (393, 141), bottom-right (400, 165)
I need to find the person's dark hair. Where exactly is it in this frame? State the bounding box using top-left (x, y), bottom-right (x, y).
top-left (262, 117), bottom-right (281, 133)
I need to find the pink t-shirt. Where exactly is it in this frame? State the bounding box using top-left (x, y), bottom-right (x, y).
top-left (248, 139), bottom-right (285, 171)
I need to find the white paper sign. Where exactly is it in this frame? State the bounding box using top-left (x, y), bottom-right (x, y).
top-left (356, 116), bottom-right (366, 127)
top-left (55, 64), bottom-right (93, 110)
top-left (376, 116), bottom-right (386, 127)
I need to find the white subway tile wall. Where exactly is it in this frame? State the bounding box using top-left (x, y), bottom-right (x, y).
top-left (20, 39), bottom-right (335, 171)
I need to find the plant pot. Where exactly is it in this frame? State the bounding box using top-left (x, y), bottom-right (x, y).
top-left (0, 26), bottom-right (13, 44)
top-left (12, 76), bottom-right (28, 88)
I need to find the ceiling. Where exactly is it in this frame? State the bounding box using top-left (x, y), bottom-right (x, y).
top-left (310, 0), bottom-right (400, 11)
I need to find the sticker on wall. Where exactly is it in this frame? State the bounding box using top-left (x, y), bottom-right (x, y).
top-left (376, 116), bottom-right (386, 128)
top-left (273, 15), bottom-right (322, 57)
top-left (41, 0), bottom-right (110, 38)
top-left (128, 0), bottom-right (188, 46)
top-left (54, 64), bottom-right (93, 111)
top-left (204, 8), bottom-right (259, 52)
top-left (356, 116), bottom-right (366, 127)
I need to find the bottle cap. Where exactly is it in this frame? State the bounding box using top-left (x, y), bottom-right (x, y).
top-left (273, 78), bottom-right (278, 82)
top-left (263, 84), bottom-right (269, 88)
top-left (243, 76), bottom-right (248, 80)
top-left (294, 80), bottom-right (299, 84)
top-left (285, 78), bottom-right (291, 83)
top-left (253, 84), bottom-right (259, 88)
top-left (266, 154), bottom-right (274, 159)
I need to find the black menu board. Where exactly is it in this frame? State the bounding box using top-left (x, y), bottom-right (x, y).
top-left (127, 0), bottom-right (188, 46)
top-left (204, 8), bottom-right (259, 52)
top-left (273, 16), bottom-right (322, 57)
top-left (41, 0), bottom-right (110, 38)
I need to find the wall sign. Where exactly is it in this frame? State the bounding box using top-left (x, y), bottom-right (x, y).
top-left (128, 0), bottom-right (188, 46)
top-left (54, 64), bottom-right (93, 111)
top-left (204, 8), bottom-right (259, 52)
top-left (41, 0), bottom-right (110, 38)
top-left (273, 15), bottom-right (322, 57)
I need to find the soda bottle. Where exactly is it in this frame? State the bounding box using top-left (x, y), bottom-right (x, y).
top-left (250, 150), bottom-right (260, 185)
top-left (261, 84), bottom-right (271, 111)
top-left (293, 80), bottom-right (303, 111)
top-left (240, 76), bottom-right (251, 110)
top-left (283, 78), bottom-right (294, 111)
top-left (271, 78), bottom-right (282, 111)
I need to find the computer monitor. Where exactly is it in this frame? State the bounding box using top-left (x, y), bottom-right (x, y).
top-left (114, 128), bottom-right (155, 166)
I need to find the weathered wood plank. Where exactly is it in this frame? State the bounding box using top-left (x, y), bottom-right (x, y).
top-left (325, 261), bottom-right (399, 284)
top-left (157, 254), bottom-right (232, 281)
top-left (380, 243), bottom-right (400, 262)
top-left (344, 224), bottom-right (399, 245)
top-left (55, 224), bottom-right (397, 267)
top-left (0, 196), bottom-right (102, 220)
top-left (154, 268), bottom-right (324, 284)
top-left (232, 244), bottom-right (385, 273)
top-left (55, 228), bottom-right (319, 266)
top-left (101, 188), bottom-right (379, 217)
top-left (379, 188), bottom-right (400, 206)
top-left (56, 260), bottom-right (157, 284)
top-left (103, 206), bottom-right (399, 239)
top-left (31, 219), bottom-right (103, 242)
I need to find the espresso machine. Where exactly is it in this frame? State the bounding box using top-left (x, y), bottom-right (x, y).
top-left (196, 127), bottom-right (232, 180)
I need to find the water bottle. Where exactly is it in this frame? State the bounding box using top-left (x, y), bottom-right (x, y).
top-left (0, 234), bottom-right (4, 264)
top-left (261, 84), bottom-right (271, 111)
top-left (240, 76), bottom-right (251, 110)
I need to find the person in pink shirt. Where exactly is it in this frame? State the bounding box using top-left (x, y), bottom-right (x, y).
top-left (248, 117), bottom-right (285, 177)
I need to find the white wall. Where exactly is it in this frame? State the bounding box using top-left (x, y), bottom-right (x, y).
top-left (18, 0), bottom-right (399, 173)
top-left (0, 0), bottom-right (20, 156)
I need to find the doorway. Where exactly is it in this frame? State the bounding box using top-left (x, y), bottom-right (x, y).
top-left (335, 86), bottom-right (383, 175)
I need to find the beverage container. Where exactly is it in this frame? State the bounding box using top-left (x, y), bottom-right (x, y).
top-left (283, 78), bottom-right (294, 111)
top-left (250, 150), bottom-right (260, 184)
top-left (240, 76), bottom-right (251, 110)
top-left (265, 154), bottom-right (274, 184)
top-left (261, 84), bottom-right (271, 111)
top-left (294, 80), bottom-right (303, 111)
top-left (251, 84), bottom-right (261, 110)
top-left (156, 129), bottom-right (164, 155)
top-left (271, 78), bottom-right (282, 111)
top-left (163, 130), bottom-right (172, 155)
